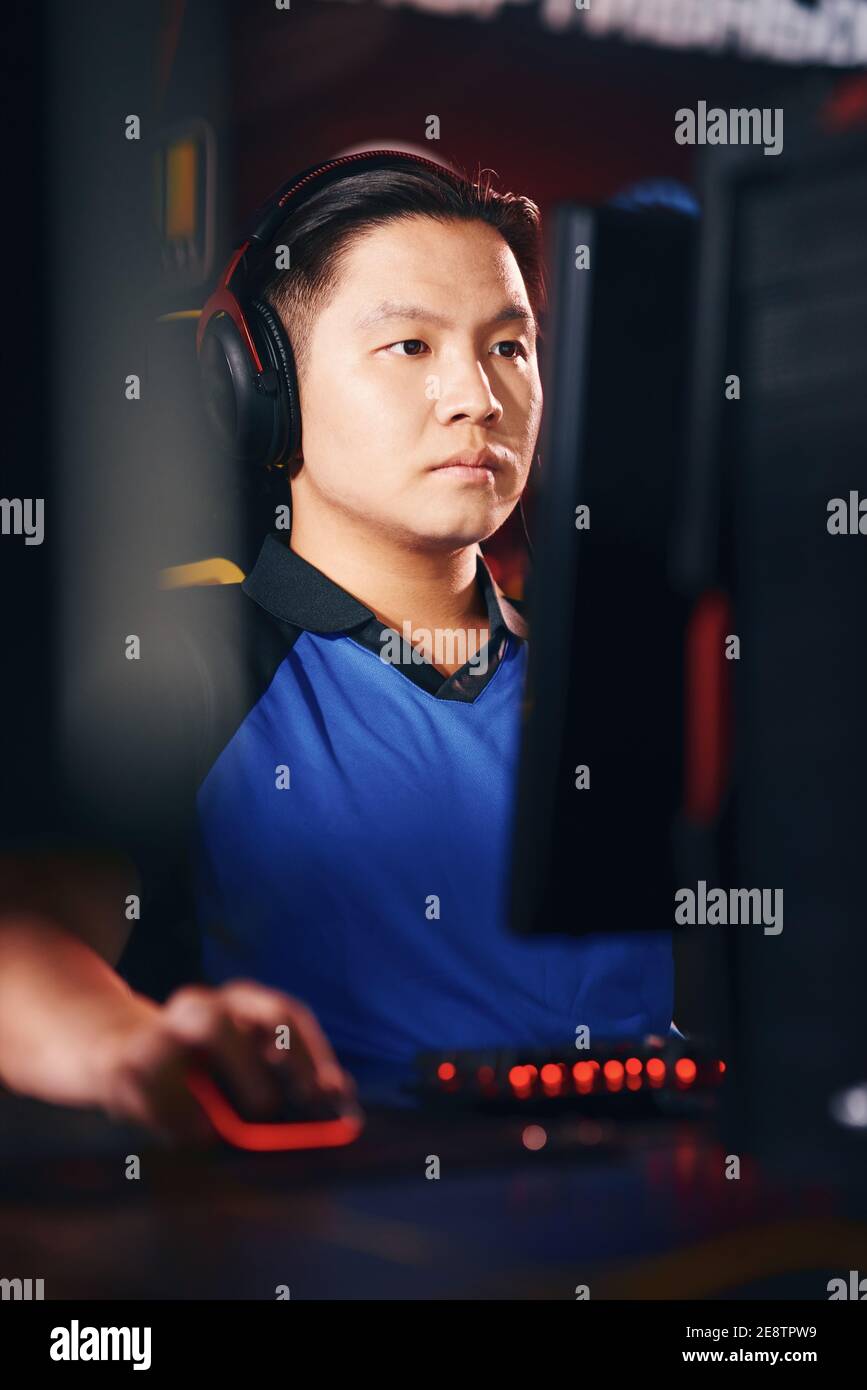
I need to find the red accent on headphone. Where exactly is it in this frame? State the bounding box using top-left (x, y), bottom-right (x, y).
top-left (270, 148), bottom-right (460, 212)
top-left (195, 243), bottom-right (263, 365)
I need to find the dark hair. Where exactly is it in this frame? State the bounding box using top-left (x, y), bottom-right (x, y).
top-left (257, 162), bottom-right (547, 387)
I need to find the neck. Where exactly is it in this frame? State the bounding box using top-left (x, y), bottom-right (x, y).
top-left (288, 502), bottom-right (489, 637)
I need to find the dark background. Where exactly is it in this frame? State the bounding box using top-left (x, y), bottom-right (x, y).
top-left (1, 0), bottom-right (836, 840)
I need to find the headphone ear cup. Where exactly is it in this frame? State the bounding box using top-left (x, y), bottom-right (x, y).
top-left (198, 311), bottom-right (275, 467)
top-left (198, 302), bottom-right (300, 469)
top-left (249, 298), bottom-right (301, 465)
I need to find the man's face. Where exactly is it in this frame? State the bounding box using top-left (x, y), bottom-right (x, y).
top-left (293, 214), bottom-right (543, 549)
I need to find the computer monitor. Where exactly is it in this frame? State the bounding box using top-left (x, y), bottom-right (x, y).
top-left (509, 200), bottom-right (697, 943)
top-left (672, 83), bottom-right (867, 1185)
top-left (514, 84), bottom-right (867, 1185)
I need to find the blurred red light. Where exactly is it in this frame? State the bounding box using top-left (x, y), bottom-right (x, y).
top-left (437, 1062), bottom-right (456, 1082)
top-left (675, 1058), bottom-right (697, 1084)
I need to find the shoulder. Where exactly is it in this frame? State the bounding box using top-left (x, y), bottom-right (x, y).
top-left (157, 578), bottom-right (303, 702)
top-left (147, 580), bottom-right (305, 776)
top-left (65, 579), bottom-right (302, 840)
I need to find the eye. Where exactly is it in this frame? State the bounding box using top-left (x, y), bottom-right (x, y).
top-left (384, 339), bottom-right (429, 356)
top-left (491, 340), bottom-right (528, 360)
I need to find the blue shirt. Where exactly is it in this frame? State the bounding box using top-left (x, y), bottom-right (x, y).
top-left (183, 536), bottom-right (674, 1082)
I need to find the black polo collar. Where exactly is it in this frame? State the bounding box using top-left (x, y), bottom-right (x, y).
top-left (242, 532), bottom-right (527, 641)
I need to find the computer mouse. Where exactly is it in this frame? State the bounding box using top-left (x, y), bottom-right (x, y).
top-left (184, 1066), bottom-right (365, 1151)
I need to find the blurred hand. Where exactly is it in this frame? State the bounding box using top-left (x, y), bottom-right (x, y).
top-left (95, 980), bottom-right (357, 1145)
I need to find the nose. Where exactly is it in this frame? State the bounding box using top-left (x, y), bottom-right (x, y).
top-left (433, 356), bottom-right (504, 429)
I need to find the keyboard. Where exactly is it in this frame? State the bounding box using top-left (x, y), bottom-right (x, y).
top-left (412, 1037), bottom-right (725, 1117)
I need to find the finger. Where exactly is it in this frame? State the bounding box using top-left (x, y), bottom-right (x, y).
top-left (218, 981), bottom-right (356, 1101)
top-left (215, 983), bottom-right (323, 1102)
top-left (163, 989), bottom-right (285, 1119)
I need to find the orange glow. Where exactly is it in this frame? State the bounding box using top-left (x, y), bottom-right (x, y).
top-left (437, 1062), bottom-right (456, 1082)
top-left (509, 1065), bottom-right (530, 1089)
top-left (675, 1058), bottom-right (697, 1084)
top-left (540, 1063), bottom-right (562, 1086)
top-left (603, 1060), bottom-right (624, 1084)
top-left (625, 1057), bottom-right (642, 1076)
top-left (165, 139), bottom-right (197, 240)
top-left (646, 1058), bottom-right (666, 1084)
top-left (573, 1061), bottom-right (594, 1084)
top-left (160, 557), bottom-right (245, 589)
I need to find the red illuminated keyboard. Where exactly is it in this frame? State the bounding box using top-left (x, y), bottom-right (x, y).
top-left (413, 1038), bottom-right (725, 1117)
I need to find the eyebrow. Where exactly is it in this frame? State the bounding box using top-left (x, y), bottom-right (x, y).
top-left (353, 300), bottom-right (536, 333)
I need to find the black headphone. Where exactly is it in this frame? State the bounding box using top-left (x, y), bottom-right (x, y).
top-left (197, 148), bottom-right (534, 554)
top-left (197, 149), bottom-right (472, 469)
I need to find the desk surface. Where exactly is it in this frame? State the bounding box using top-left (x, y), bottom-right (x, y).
top-left (0, 1094), bottom-right (861, 1300)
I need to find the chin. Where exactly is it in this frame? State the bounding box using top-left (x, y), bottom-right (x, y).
top-left (418, 504), bottom-right (504, 549)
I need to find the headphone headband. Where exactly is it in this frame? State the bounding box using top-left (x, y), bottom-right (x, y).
top-left (245, 149), bottom-right (466, 250)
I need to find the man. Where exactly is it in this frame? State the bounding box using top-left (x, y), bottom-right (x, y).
top-left (0, 157), bottom-right (675, 1136)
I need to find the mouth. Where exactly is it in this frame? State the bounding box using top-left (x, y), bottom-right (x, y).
top-left (430, 449), bottom-right (504, 480)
